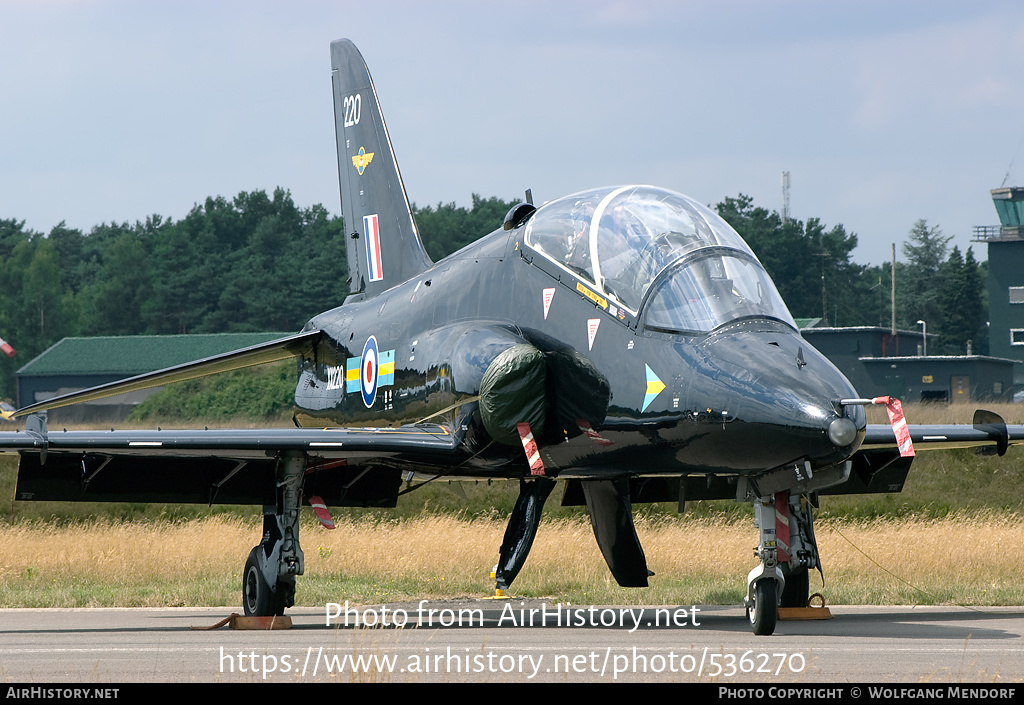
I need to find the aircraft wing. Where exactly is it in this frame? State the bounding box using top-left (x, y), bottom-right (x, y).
top-left (10, 329), bottom-right (323, 419)
top-left (861, 423), bottom-right (1023, 454)
top-left (0, 420), bottom-right (460, 506)
top-left (1, 326), bottom-right (465, 505)
top-left (860, 409), bottom-right (1024, 456)
top-left (0, 424), bottom-right (459, 458)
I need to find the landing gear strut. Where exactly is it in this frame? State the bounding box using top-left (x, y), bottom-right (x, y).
top-left (493, 478), bottom-right (555, 595)
top-left (242, 452), bottom-right (305, 617)
top-left (780, 492), bottom-right (818, 608)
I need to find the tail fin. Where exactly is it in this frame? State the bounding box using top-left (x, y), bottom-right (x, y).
top-left (331, 39), bottom-right (432, 301)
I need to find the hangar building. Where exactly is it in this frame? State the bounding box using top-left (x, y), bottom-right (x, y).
top-left (16, 332), bottom-right (289, 422)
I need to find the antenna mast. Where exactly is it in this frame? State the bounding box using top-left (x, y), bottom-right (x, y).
top-left (890, 243), bottom-right (897, 336)
top-left (781, 171), bottom-right (791, 223)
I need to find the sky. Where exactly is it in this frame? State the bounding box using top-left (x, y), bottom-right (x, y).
top-left (2, 0), bottom-right (1024, 265)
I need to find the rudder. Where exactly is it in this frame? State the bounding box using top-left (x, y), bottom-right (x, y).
top-left (330, 39), bottom-right (432, 301)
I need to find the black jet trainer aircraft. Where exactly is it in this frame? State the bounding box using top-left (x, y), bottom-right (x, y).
top-left (3, 39), bottom-right (1023, 635)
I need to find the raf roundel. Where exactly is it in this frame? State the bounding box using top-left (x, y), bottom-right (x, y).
top-left (360, 335), bottom-right (379, 408)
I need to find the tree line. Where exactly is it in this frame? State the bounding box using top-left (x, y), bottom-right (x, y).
top-left (717, 195), bottom-right (986, 356)
top-left (0, 188), bottom-right (987, 401)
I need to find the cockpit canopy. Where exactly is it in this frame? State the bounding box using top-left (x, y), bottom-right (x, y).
top-left (524, 186), bottom-right (796, 334)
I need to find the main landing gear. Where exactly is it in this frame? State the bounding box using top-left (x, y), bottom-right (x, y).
top-left (242, 453), bottom-right (305, 617)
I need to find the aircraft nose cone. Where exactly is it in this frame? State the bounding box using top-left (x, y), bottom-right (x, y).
top-left (690, 326), bottom-right (865, 468)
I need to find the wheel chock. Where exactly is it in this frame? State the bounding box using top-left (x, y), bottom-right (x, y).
top-left (778, 593), bottom-right (832, 621)
top-left (231, 614), bottom-right (293, 629)
top-left (777, 606), bottom-right (832, 620)
top-left (193, 613), bottom-right (293, 630)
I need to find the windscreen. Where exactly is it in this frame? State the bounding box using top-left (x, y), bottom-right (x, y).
top-left (644, 252), bottom-right (797, 333)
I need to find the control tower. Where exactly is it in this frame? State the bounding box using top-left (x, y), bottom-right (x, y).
top-left (974, 187), bottom-right (1024, 378)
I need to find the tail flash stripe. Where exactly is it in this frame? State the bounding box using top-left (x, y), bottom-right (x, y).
top-left (517, 422), bottom-right (545, 476)
top-left (364, 214), bottom-right (383, 282)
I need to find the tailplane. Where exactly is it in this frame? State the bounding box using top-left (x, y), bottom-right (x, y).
top-left (331, 39), bottom-right (432, 301)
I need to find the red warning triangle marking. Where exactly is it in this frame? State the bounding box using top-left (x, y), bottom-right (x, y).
top-left (587, 318), bottom-right (600, 351)
top-left (542, 288), bottom-right (555, 319)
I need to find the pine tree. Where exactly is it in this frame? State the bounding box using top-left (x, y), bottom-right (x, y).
top-left (899, 219), bottom-right (952, 332)
top-left (937, 246), bottom-right (986, 355)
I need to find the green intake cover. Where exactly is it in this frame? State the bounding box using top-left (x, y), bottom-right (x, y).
top-left (479, 344), bottom-right (547, 445)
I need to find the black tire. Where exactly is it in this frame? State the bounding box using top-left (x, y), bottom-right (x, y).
top-left (748, 579), bottom-right (778, 636)
top-left (780, 566), bottom-right (809, 608)
top-left (243, 547), bottom-right (276, 617)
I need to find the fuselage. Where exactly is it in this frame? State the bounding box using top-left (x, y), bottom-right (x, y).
top-left (293, 187), bottom-right (865, 482)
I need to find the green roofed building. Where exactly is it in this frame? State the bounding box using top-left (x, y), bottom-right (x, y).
top-left (16, 333), bottom-right (291, 422)
top-left (799, 322), bottom-right (1016, 403)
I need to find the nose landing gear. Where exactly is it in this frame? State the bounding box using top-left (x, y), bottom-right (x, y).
top-left (745, 497), bottom-right (784, 635)
top-left (741, 460), bottom-right (846, 634)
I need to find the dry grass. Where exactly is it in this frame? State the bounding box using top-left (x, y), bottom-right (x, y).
top-left (1, 512), bottom-right (1022, 609)
top-left (812, 512), bottom-right (1024, 604)
top-left (0, 516), bottom-right (256, 607)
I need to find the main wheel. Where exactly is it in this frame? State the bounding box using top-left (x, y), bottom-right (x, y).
top-left (748, 579), bottom-right (778, 636)
top-left (243, 547), bottom-right (276, 617)
top-left (780, 566), bottom-right (809, 608)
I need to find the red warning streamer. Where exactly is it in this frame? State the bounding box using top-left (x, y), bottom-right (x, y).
top-left (308, 496), bottom-right (335, 529)
top-left (517, 422), bottom-right (546, 476)
top-left (873, 396), bottom-right (915, 457)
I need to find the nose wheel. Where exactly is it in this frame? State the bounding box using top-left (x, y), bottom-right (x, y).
top-left (746, 577), bottom-right (778, 636)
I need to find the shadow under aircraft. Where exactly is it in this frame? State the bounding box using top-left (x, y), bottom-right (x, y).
top-left (3, 39), bottom-right (1022, 635)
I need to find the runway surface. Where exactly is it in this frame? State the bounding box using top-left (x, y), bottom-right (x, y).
top-left (1, 601), bottom-right (1022, 683)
